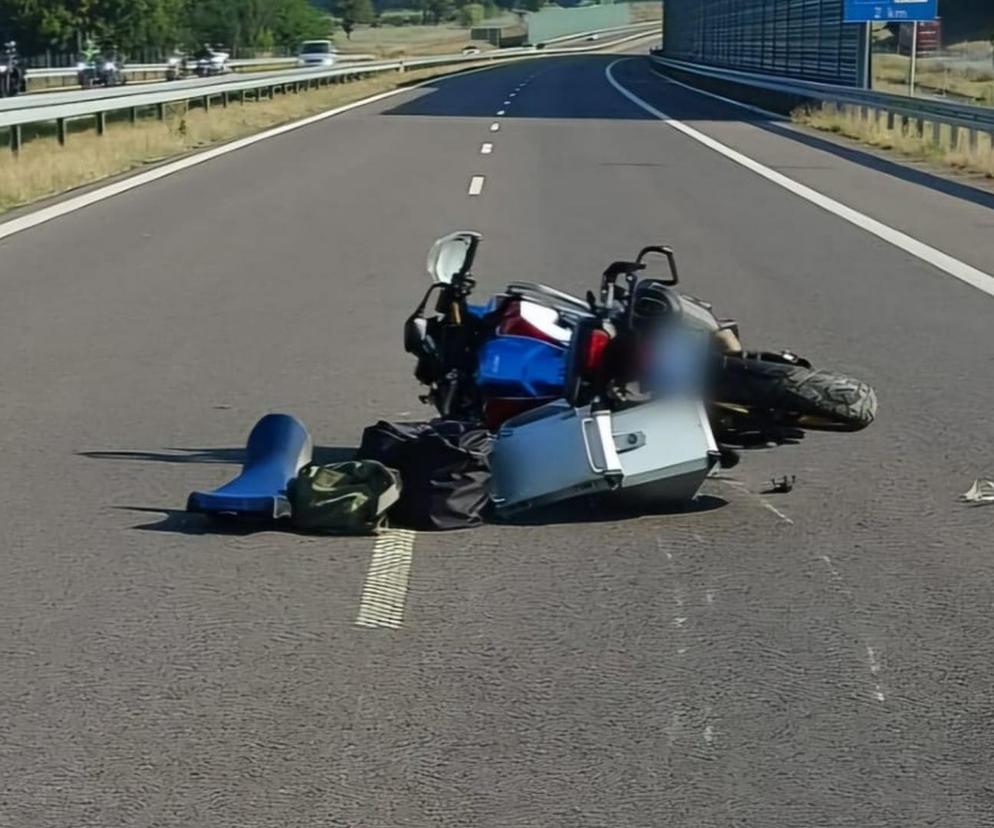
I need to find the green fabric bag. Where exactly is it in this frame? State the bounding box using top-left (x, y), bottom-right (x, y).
top-left (290, 460), bottom-right (402, 535)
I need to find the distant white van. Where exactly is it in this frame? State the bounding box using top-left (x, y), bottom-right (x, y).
top-left (297, 40), bottom-right (337, 67)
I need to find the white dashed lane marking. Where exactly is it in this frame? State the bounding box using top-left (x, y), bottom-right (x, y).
top-left (355, 530), bottom-right (417, 630)
top-left (481, 142), bottom-right (493, 154)
top-left (762, 501), bottom-right (794, 525)
top-left (718, 478), bottom-right (793, 526)
top-left (468, 175), bottom-right (486, 196)
top-left (490, 122), bottom-right (500, 132)
top-left (866, 646), bottom-right (886, 702)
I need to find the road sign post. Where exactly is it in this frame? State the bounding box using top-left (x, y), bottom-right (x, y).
top-left (909, 21), bottom-right (919, 97)
top-left (862, 22), bottom-right (872, 89)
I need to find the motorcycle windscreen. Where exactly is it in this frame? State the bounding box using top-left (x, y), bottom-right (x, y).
top-left (476, 336), bottom-right (567, 399)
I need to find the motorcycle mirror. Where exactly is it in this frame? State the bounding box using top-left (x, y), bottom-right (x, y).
top-left (426, 231), bottom-right (481, 285)
top-left (404, 316), bottom-right (430, 355)
top-left (635, 245), bottom-right (679, 286)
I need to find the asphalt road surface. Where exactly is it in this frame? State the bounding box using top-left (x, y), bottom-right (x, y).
top-left (2, 48), bottom-right (994, 828)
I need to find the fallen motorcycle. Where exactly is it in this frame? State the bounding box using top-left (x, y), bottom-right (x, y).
top-left (405, 232), bottom-right (877, 451)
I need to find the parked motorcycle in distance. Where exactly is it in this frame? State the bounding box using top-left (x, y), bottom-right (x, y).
top-left (0, 41), bottom-right (26, 97)
top-left (405, 232), bottom-right (877, 448)
top-left (77, 48), bottom-right (127, 88)
top-left (165, 51), bottom-right (186, 81)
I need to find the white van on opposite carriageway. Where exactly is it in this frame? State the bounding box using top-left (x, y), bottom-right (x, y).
top-left (297, 40), bottom-right (337, 67)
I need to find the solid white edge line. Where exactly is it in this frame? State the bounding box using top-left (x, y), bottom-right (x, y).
top-left (481, 142), bottom-right (494, 154)
top-left (468, 175), bottom-right (486, 195)
top-left (0, 57), bottom-right (547, 243)
top-left (605, 59), bottom-right (994, 299)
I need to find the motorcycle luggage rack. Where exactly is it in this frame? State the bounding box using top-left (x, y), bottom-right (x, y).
top-left (504, 282), bottom-right (593, 328)
top-left (506, 282), bottom-right (591, 311)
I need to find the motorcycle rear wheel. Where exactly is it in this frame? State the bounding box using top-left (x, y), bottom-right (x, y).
top-left (716, 357), bottom-right (877, 433)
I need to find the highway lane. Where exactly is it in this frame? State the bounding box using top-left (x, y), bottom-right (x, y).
top-left (1, 50), bottom-right (993, 826)
top-left (625, 59), bottom-right (994, 278)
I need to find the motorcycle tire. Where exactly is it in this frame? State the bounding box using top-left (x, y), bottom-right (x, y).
top-left (715, 357), bottom-right (877, 432)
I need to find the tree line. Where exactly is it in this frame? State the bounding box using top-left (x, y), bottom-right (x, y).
top-left (335, 0), bottom-right (536, 34)
top-left (0, 0), bottom-right (544, 55)
top-left (0, 0), bottom-right (331, 54)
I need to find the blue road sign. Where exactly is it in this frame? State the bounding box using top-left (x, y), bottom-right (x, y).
top-left (843, 0), bottom-right (938, 22)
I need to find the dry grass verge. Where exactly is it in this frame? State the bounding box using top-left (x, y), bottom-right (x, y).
top-left (794, 103), bottom-right (994, 179)
top-left (333, 25), bottom-right (477, 59)
top-left (0, 65), bottom-right (462, 215)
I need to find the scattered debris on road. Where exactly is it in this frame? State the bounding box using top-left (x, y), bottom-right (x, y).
top-left (765, 475), bottom-right (797, 494)
top-left (960, 479), bottom-right (994, 506)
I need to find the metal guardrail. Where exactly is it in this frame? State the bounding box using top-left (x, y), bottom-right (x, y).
top-left (649, 54), bottom-right (994, 144)
top-left (27, 55), bottom-right (379, 78)
top-left (0, 62), bottom-right (389, 116)
top-left (20, 55), bottom-right (384, 97)
top-left (1, 27), bottom-right (658, 152)
top-left (27, 58), bottom-right (293, 79)
top-left (22, 55), bottom-right (378, 93)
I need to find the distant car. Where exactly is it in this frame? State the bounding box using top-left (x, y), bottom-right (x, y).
top-left (586, 34), bottom-right (600, 42)
top-left (192, 45), bottom-right (230, 77)
top-left (462, 46), bottom-right (481, 56)
top-left (297, 40), bottom-right (337, 68)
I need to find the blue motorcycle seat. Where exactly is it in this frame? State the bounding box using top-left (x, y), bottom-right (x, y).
top-left (186, 414), bottom-right (313, 519)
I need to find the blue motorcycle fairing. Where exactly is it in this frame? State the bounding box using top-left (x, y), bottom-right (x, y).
top-left (476, 335), bottom-right (567, 398)
top-left (467, 300), bottom-right (497, 319)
